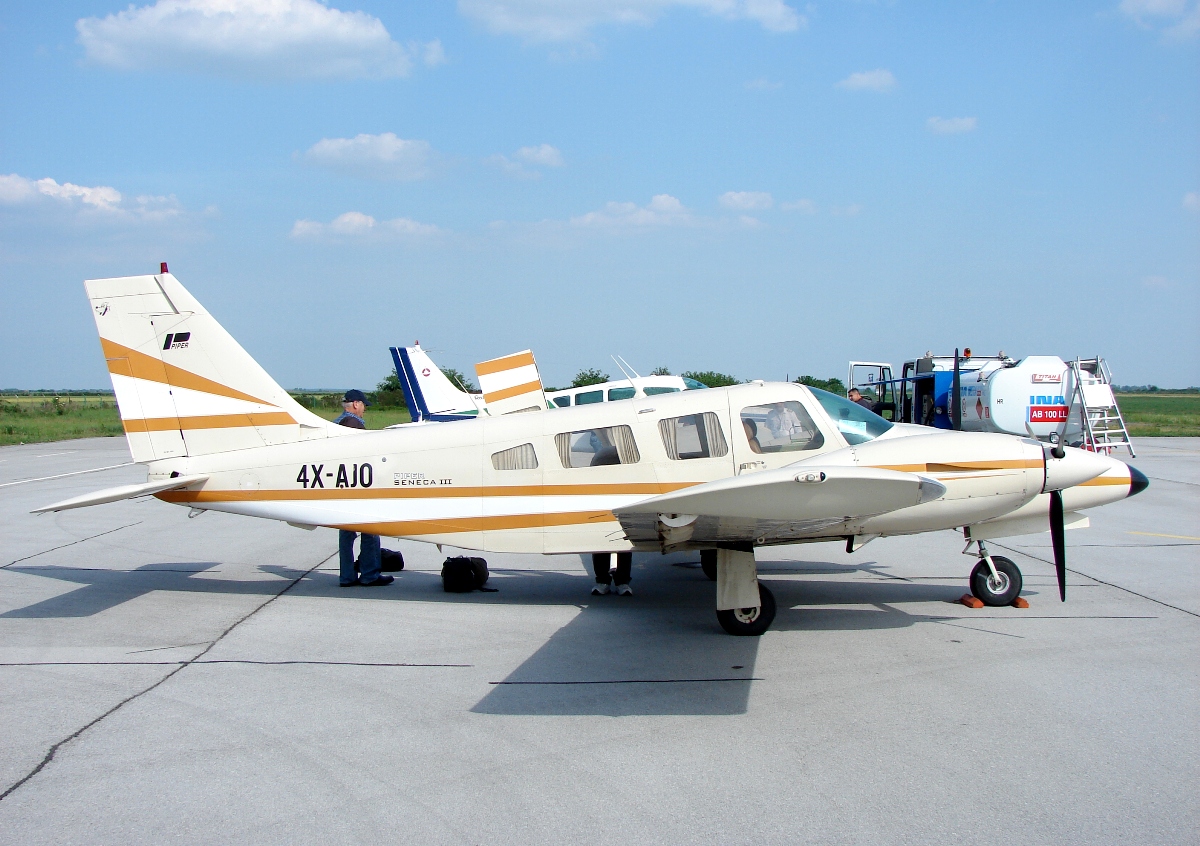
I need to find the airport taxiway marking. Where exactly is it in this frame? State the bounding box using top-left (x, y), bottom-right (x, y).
top-left (1127, 531), bottom-right (1200, 541)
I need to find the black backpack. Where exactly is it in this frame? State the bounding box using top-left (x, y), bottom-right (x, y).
top-left (380, 548), bottom-right (405, 572)
top-left (441, 556), bottom-right (494, 592)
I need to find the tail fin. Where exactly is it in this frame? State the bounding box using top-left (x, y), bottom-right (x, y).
top-left (390, 344), bottom-right (484, 422)
top-left (475, 350), bottom-right (547, 415)
top-left (86, 271), bottom-right (333, 462)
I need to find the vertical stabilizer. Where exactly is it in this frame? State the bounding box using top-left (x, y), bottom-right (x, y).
top-left (86, 272), bottom-right (335, 462)
top-left (391, 344), bottom-right (484, 421)
top-left (475, 350), bottom-right (547, 415)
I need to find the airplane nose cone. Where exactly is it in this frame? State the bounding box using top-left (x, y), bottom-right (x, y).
top-left (1127, 465), bottom-right (1149, 498)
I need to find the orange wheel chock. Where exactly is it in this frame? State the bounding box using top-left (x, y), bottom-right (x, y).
top-left (959, 594), bottom-right (984, 609)
top-left (1011, 596), bottom-right (1030, 609)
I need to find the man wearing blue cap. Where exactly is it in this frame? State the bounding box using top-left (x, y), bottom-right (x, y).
top-left (334, 389), bottom-right (392, 587)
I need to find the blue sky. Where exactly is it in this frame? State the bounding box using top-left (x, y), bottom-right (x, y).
top-left (2, 0), bottom-right (1197, 391)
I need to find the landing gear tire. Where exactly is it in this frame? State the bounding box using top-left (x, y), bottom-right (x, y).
top-left (716, 583), bottom-right (776, 636)
top-left (970, 556), bottom-right (1022, 607)
top-left (700, 549), bottom-right (718, 582)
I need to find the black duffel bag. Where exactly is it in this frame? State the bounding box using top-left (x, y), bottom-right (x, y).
top-left (380, 548), bottom-right (405, 572)
top-left (441, 556), bottom-right (494, 592)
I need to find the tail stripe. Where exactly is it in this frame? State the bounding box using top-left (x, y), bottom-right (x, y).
top-left (101, 338), bottom-right (272, 407)
top-left (122, 412), bottom-right (296, 433)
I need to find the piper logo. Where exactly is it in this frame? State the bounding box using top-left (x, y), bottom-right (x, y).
top-left (162, 332), bottom-right (191, 350)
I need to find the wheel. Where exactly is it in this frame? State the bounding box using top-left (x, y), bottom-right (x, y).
top-left (970, 556), bottom-right (1022, 607)
top-left (716, 583), bottom-right (776, 636)
top-left (700, 549), bottom-right (718, 582)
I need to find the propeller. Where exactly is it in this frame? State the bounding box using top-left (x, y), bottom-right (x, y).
top-left (1049, 488), bottom-right (1066, 601)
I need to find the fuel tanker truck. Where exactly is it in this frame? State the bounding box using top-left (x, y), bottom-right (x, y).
top-left (847, 352), bottom-right (1135, 456)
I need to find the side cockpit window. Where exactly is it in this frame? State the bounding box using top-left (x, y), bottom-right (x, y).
top-left (555, 426), bottom-right (640, 468)
top-left (659, 412), bottom-right (729, 460)
top-left (491, 443), bottom-right (538, 470)
top-left (740, 402), bottom-right (824, 453)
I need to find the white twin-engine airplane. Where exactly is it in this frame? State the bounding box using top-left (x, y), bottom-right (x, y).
top-left (36, 271), bottom-right (1149, 636)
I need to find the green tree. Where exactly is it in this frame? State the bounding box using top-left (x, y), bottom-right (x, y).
top-left (370, 370), bottom-right (408, 409)
top-left (681, 370), bottom-right (740, 388)
top-left (650, 366), bottom-right (672, 376)
top-left (572, 368), bottom-right (610, 387)
top-left (441, 367), bottom-right (479, 393)
top-left (794, 375), bottom-right (847, 395)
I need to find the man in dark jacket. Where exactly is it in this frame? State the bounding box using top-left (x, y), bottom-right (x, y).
top-left (334, 389), bottom-right (391, 587)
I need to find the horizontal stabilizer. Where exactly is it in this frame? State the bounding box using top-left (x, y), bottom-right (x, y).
top-left (32, 475), bottom-right (208, 514)
top-left (616, 465), bottom-right (945, 524)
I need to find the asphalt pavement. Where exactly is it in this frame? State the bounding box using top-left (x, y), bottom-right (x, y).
top-left (0, 437), bottom-right (1196, 845)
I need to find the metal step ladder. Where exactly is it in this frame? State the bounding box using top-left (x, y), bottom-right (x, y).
top-left (1066, 357), bottom-right (1135, 457)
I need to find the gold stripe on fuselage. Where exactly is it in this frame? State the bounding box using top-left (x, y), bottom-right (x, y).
top-left (335, 510), bottom-right (617, 537)
top-left (157, 481), bottom-right (697, 504)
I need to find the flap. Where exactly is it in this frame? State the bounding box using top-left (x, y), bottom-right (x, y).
top-left (32, 474), bottom-right (209, 514)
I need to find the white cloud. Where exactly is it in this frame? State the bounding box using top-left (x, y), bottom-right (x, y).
top-left (1140, 274), bottom-right (1174, 289)
top-left (745, 77), bottom-right (782, 90)
top-left (831, 203), bottom-right (862, 217)
top-left (458, 0), bottom-right (803, 42)
top-left (0, 173), bottom-right (183, 221)
top-left (571, 194), bottom-right (691, 227)
top-left (927, 116), bottom-right (978, 134)
top-left (488, 143), bottom-right (564, 177)
top-left (421, 38), bottom-right (447, 66)
top-left (1184, 191), bottom-right (1200, 211)
top-left (290, 211), bottom-right (440, 240)
top-left (304, 134), bottom-right (435, 180)
top-left (1120, 0), bottom-right (1200, 37)
top-left (836, 69), bottom-right (896, 92)
top-left (76, 0), bottom-right (419, 80)
top-left (719, 190), bottom-right (773, 210)
top-left (516, 144), bottom-right (564, 167)
top-left (781, 198), bottom-right (816, 213)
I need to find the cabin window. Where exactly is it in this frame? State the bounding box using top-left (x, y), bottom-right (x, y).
top-left (491, 443), bottom-right (538, 471)
top-left (659, 412), bottom-right (729, 460)
top-left (552, 396), bottom-right (571, 408)
top-left (575, 390), bottom-right (603, 405)
top-left (555, 426), bottom-right (641, 468)
top-left (608, 387), bottom-right (636, 401)
top-left (644, 386), bottom-right (680, 396)
top-left (740, 402), bottom-right (824, 453)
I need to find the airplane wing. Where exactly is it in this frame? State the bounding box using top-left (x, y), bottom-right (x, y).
top-left (32, 475), bottom-right (209, 514)
top-left (613, 466), bottom-right (945, 547)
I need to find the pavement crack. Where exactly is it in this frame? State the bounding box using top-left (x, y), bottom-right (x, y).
top-left (989, 541), bottom-right (1200, 620)
top-left (4, 522), bottom-right (143, 569)
top-left (0, 551), bottom-right (333, 803)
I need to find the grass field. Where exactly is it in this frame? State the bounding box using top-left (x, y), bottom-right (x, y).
top-left (0, 396), bottom-right (410, 447)
top-left (1116, 394), bottom-right (1200, 437)
top-left (2, 392), bottom-right (1194, 446)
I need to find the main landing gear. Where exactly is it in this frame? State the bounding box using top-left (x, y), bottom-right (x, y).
top-left (965, 538), bottom-right (1023, 606)
top-left (709, 548), bottom-right (776, 636)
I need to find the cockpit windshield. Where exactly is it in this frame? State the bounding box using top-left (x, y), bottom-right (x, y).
top-left (808, 388), bottom-right (893, 445)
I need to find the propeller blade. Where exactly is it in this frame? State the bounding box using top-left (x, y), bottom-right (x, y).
top-left (1050, 489), bottom-right (1066, 601)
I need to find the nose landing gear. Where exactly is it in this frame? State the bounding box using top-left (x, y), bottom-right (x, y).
top-left (964, 538), bottom-right (1023, 606)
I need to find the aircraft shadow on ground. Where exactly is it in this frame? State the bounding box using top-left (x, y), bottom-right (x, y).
top-left (1, 562), bottom-right (307, 618)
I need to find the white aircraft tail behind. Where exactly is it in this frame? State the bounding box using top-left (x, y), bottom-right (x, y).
top-left (391, 344), bottom-right (485, 421)
top-left (87, 270), bottom-right (334, 463)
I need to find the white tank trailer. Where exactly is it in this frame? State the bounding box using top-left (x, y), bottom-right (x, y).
top-left (847, 353), bottom-right (1134, 455)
